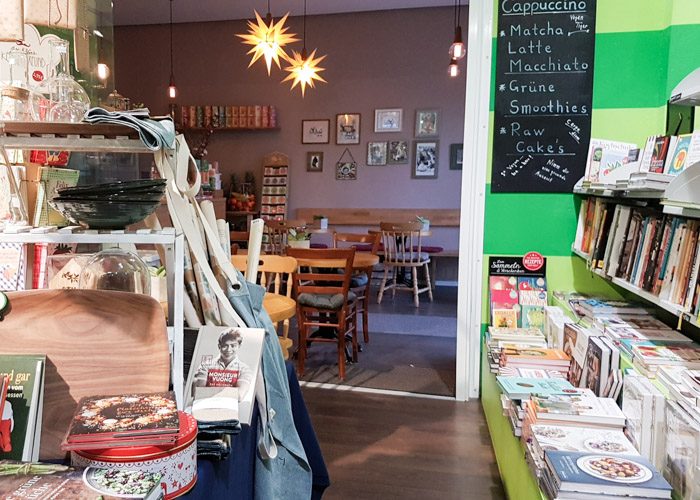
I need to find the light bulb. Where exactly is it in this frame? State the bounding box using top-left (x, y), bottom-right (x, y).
top-left (449, 26), bottom-right (466, 60)
top-left (168, 84), bottom-right (177, 99)
top-left (97, 63), bottom-right (110, 81)
top-left (448, 58), bottom-right (459, 78)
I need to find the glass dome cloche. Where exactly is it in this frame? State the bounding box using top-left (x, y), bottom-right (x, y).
top-left (79, 248), bottom-right (151, 295)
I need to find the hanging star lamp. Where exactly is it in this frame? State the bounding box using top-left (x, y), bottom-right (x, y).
top-left (282, 0), bottom-right (326, 97)
top-left (237, 2), bottom-right (298, 75)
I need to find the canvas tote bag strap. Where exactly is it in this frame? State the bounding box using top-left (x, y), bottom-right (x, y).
top-left (255, 366), bottom-right (278, 460)
top-left (155, 137), bottom-right (245, 327)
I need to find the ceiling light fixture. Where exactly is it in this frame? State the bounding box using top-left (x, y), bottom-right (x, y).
top-left (237, 2), bottom-right (299, 75)
top-left (448, 57), bottom-right (459, 78)
top-left (167, 0), bottom-right (177, 99)
top-left (282, 0), bottom-right (326, 97)
top-left (449, 0), bottom-right (465, 60)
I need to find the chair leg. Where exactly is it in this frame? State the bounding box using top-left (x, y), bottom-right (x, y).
top-left (363, 271), bottom-right (371, 343)
top-left (412, 266), bottom-right (419, 307)
top-left (425, 263), bottom-right (434, 302)
top-left (377, 267), bottom-right (389, 304)
top-left (351, 305), bottom-right (359, 362)
top-left (391, 267), bottom-right (398, 299)
top-left (296, 310), bottom-right (307, 377)
top-left (337, 314), bottom-right (346, 380)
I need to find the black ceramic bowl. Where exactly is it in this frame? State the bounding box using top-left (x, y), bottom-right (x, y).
top-left (57, 179), bottom-right (167, 197)
top-left (49, 199), bottom-right (161, 229)
top-left (53, 190), bottom-right (165, 203)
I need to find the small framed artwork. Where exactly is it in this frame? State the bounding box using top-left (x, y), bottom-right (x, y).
top-left (367, 142), bottom-right (388, 165)
top-left (387, 140), bottom-right (409, 164)
top-left (301, 119), bottom-right (330, 144)
top-left (450, 143), bottom-right (463, 170)
top-left (415, 109), bottom-right (439, 137)
top-left (413, 140), bottom-right (439, 179)
top-left (307, 152), bottom-right (324, 172)
top-left (374, 108), bottom-right (403, 132)
top-left (336, 161), bottom-right (357, 180)
top-left (336, 113), bottom-right (361, 144)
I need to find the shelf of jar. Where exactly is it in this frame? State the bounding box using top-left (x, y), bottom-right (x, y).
top-left (0, 121), bottom-right (149, 153)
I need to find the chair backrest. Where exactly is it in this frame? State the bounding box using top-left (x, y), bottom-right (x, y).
top-left (332, 231), bottom-right (380, 254)
top-left (264, 219), bottom-right (307, 255)
top-left (230, 230), bottom-right (250, 255)
top-left (379, 221), bottom-right (424, 264)
top-left (231, 254), bottom-right (297, 297)
top-left (287, 247), bottom-right (356, 299)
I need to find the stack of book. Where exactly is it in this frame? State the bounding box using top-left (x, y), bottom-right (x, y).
top-left (499, 346), bottom-right (570, 377)
top-left (61, 392), bottom-right (180, 451)
top-left (629, 132), bottom-right (700, 189)
top-left (541, 450), bottom-right (672, 499)
top-left (621, 339), bottom-right (700, 378)
top-left (663, 399), bottom-right (700, 498)
top-left (621, 373), bottom-right (667, 470)
top-left (485, 326), bottom-right (547, 374)
top-left (543, 305), bottom-right (573, 350)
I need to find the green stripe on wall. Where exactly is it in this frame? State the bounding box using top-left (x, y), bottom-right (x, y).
top-left (483, 189), bottom-right (579, 256)
top-left (480, 255), bottom-right (625, 322)
top-left (667, 24), bottom-right (700, 95)
top-left (593, 30), bottom-right (670, 109)
top-left (591, 107), bottom-right (667, 144)
top-left (596, 0), bottom-right (670, 33)
top-left (671, 0), bottom-right (700, 26)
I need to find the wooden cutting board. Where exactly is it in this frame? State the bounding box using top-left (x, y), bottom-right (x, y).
top-left (1, 289), bottom-right (170, 460)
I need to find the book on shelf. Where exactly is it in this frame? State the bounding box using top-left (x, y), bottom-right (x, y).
top-left (499, 346), bottom-right (570, 369)
top-left (0, 461), bottom-right (164, 500)
top-left (489, 276), bottom-right (519, 328)
top-left (32, 167), bottom-right (80, 227)
top-left (567, 324), bottom-right (601, 388)
top-left (621, 373), bottom-right (667, 470)
top-left (496, 376), bottom-right (574, 400)
top-left (579, 298), bottom-right (648, 317)
top-left (62, 392), bottom-right (179, 451)
top-left (664, 133), bottom-right (693, 176)
top-left (646, 135), bottom-right (672, 174)
top-left (543, 305), bottom-right (573, 350)
top-left (0, 242), bottom-right (26, 291)
top-left (530, 424), bottom-right (639, 460)
top-left (528, 389), bottom-right (626, 428)
top-left (0, 354), bottom-right (46, 462)
top-left (497, 366), bottom-right (567, 379)
top-left (663, 400), bottom-right (700, 499)
top-left (583, 139), bottom-right (639, 184)
top-left (543, 450), bottom-right (672, 498)
top-left (184, 325), bottom-right (264, 426)
top-left (582, 336), bottom-right (611, 397)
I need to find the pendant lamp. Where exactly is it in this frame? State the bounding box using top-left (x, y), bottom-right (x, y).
top-left (282, 0), bottom-right (326, 97)
top-left (167, 0), bottom-right (177, 99)
top-left (449, 0), bottom-right (465, 60)
top-left (448, 57), bottom-right (459, 78)
top-left (237, 1), bottom-right (298, 75)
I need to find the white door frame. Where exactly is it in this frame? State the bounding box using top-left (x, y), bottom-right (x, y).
top-left (455, 0), bottom-right (494, 401)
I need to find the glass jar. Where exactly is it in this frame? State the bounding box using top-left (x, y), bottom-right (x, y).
top-left (0, 48), bottom-right (42, 121)
top-left (79, 248), bottom-right (151, 295)
top-left (46, 38), bottom-right (90, 123)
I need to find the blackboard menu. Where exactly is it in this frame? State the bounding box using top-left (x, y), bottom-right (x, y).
top-left (491, 0), bottom-right (596, 193)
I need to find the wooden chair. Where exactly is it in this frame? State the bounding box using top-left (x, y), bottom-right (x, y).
top-left (231, 254), bottom-right (297, 359)
top-left (377, 221), bottom-right (434, 307)
top-left (287, 247), bottom-right (358, 380)
top-left (264, 219), bottom-right (306, 255)
top-left (230, 230), bottom-right (250, 255)
top-left (332, 231), bottom-right (380, 344)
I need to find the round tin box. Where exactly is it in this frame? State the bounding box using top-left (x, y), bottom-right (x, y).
top-left (72, 411), bottom-right (197, 499)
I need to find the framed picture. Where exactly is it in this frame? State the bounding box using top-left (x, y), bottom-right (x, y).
top-left (415, 109), bottom-right (439, 137)
top-left (336, 113), bottom-right (361, 144)
top-left (374, 108), bottom-right (403, 132)
top-left (336, 161), bottom-right (357, 180)
top-left (413, 140), bottom-right (439, 179)
top-left (387, 140), bottom-right (409, 164)
top-left (307, 152), bottom-right (323, 172)
top-left (450, 143), bottom-right (463, 170)
top-left (367, 142), bottom-right (388, 165)
top-left (301, 119), bottom-right (330, 144)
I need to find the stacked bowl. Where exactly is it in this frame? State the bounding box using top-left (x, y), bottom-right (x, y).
top-left (50, 179), bottom-right (167, 229)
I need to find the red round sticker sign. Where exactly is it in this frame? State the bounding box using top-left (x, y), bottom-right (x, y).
top-left (32, 70), bottom-right (44, 82)
top-left (522, 251), bottom-right (544, 271)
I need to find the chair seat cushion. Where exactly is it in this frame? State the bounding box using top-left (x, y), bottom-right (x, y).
top-left (412, 245), bottom-right (444, 253)
top-left (310, 243), bottom-right (329, 249)
top-left (298, 291), bottom-right (357, 310)
top-left (354, 244), bottom-right (374, 252)
top-left (350, 273), bottom-right (369, 288)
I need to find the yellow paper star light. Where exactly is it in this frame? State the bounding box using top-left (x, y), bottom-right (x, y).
top-left (282, 48), bottom-right (327, 97)
top-left (237, 11), bottom-right (299, 75)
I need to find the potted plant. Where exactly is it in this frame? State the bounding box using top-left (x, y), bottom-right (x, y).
top-left (416, 215), bottom-right (430, 231)
top-left (287, 226), bottom-right (311, 248)
top-left (313, 214), bottom-right (329, 230)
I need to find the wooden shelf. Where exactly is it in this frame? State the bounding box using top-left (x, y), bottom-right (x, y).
top-left (180, 127), bottom-right (279, 132)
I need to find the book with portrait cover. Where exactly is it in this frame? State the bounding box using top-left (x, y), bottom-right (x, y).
top-left (0, 461), bottom-right (164, 500)
top-left (184, 325), bottom-right (265, 425)
top-left (61, 392), bottom-right (179, 450)
top-left (0, 354), bottom-right (45, 462)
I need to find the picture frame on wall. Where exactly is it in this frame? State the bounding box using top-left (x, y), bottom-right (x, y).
top-left (413, 140), bottom-right (439, 179)
top-left (415, 109), bottom-right (439, 137)
top-left (367, 142), bottom-right (388, 165)
top-left (307, 152), bottom-right (324, 172)
top-left (450, 143), bottom-right (463, 170)
top-left (374, 108), bottom-right (403, 132)
top-left (387, 140), bottom-right (409, 164)
top-left (336, 161), bottom-right (357, 180)
top-left (301, 119), bottom-right (330, 144)
top-left (336, 113), bottom-right (361, 144)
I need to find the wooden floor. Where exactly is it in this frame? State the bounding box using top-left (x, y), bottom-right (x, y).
top-left (302, 387), bottom-right (505, 499)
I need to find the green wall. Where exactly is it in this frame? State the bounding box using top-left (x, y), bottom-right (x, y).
top-left (481, 0), bottom-right (700, 328)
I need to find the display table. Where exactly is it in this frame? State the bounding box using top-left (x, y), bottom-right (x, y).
top-left (186, 362), bottom-right (329, 499)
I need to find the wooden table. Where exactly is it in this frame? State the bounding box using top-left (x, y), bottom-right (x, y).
top-left (294, 252), bottom-right (379, 270)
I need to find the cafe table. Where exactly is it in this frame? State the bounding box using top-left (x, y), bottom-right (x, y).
top-left (293, 251), bottom-right (379, 269)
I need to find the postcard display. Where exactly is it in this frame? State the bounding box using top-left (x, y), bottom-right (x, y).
top-left (488, 253), bottom-right (547, 330)
top-left (491, 0), bottom-right (596, 193)
top-left (260, 153), bottom-right (289, 253)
